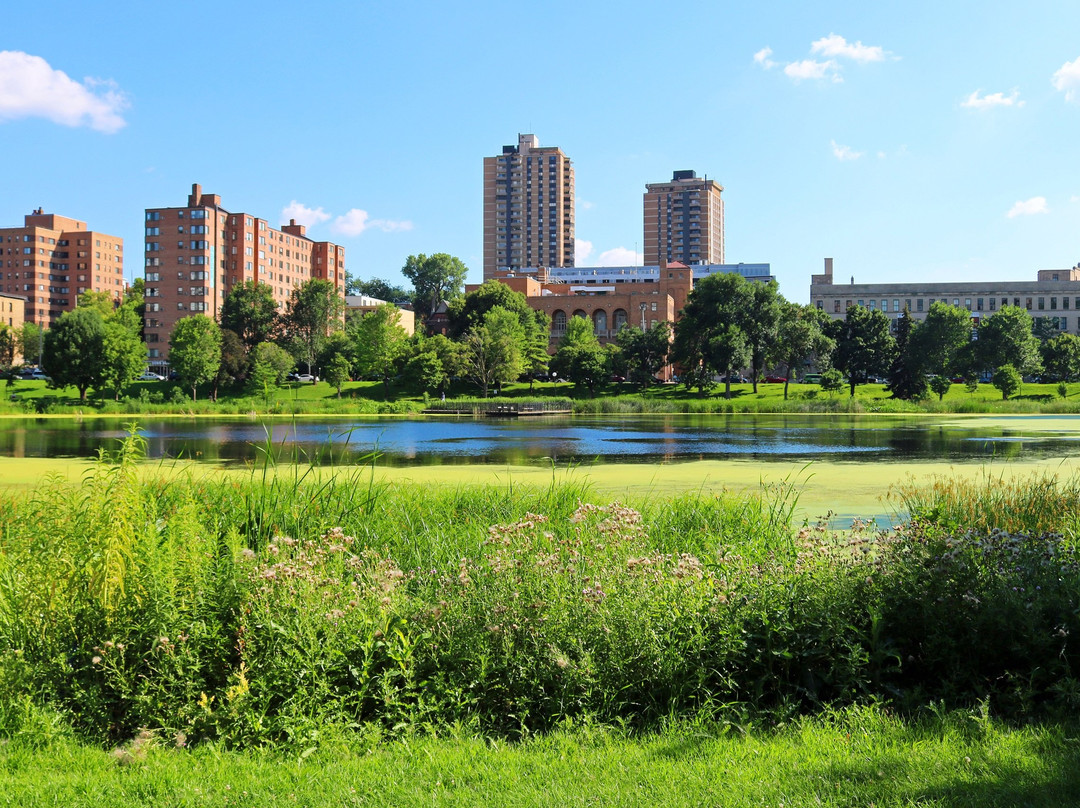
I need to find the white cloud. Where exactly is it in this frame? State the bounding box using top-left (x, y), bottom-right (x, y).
top-left (784, 59), bottom-right (841, 82)
top-left (576, 198), bottom-right (594, 210)
top-left (877, 151), bottom-right (887, 159)
top-left (1071, 195), bottom-right (1080, 203)
top-left (1052, 56), bottom-right (1080, 102)
top-left (810, 33), bottom-right (887, 63)
top-left (575, 239), bottom-right (593, 264)
top-left (595, 247), bottom-right (643, 267)
top-left (753, 47), bottom-right (776, 69)
top-left (0, 51), bottom-right (128, 133)
top-left (1006, 197), bottom-right (1048, 218)
top-left (831, 140), bottom-right (864, 161)
top-left (280, 201), bottom-right (330, 228)
top-left (961, 89), bottom-right (1023, 109)
top-left (330, 209), bottom-right (413, 237)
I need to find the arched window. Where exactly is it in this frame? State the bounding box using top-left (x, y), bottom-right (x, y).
top-left (572, 309), bottom-right (588, 325)
top-left (552, 310), bottom-right (567, 332)
top-left (593, 309), bottom-right (607, 335)
top-left (613, 309), bottom-right (628, 332)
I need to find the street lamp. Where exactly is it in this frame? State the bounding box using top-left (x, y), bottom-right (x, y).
top-left (639, 302), bottom-right (647, 330)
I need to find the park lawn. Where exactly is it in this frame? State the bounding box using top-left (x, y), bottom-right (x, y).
top-left (0, 376), bottom-right (1076, 415)
top-left (2, 709), bottom-right (1077, 807)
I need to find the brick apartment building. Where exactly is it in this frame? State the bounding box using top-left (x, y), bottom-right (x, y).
top-left (483, 134), bottom-right (575, 280)
top-left (0, 209), bottom-right (123, 328)
top-left (643, 170), bottom-right (724, 267)
top-left (144, 184), bottom-right (346, 363)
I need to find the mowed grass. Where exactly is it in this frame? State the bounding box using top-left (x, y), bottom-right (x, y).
top-left (4, 374), bottom-right (1080, 415)
top-left (3, 709), bottom-right (1078, 807)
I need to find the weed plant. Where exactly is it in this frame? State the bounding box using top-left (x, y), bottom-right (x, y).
top-left (1, 436), bottom-right (1078, 749)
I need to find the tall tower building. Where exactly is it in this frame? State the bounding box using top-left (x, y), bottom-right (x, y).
top-left (643, 170), bottom-right (724, 266)
top-left (144, 183), bottom-right (345, 363)
top-left (0, 209), bottom-right (123, 328)
top-left (483, 134), bottom-right (575, 280)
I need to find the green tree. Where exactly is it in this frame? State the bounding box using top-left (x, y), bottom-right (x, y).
top-left (402, 253), bottom-right (468, 321)
top-left (221, 281), bottom-right (280, 354)
top-left (775, 303), bottom-right (834, 400)
top-left (551, 315), bottom-right (608, 396)
top-left (887, 308), bottom-right (928, 401)
top-left (1040, 332), bottom-right (1080, 382)
top-left (745, 280), bottom-right (781, 392)
top-left (77, 290), bottom-right (117, 318)
top-left (928, 374), bottom-right (953, 401)
top-left (213, 329), bottom-right (247, 400)
top-left (324, 354), bottom-right (352, 397)
top-left (403, 333), bottom-right (464, 394)
top-left (248, 341), bottom-right (294, 387)
top-left (820, 368), bottom-right (844, 393)
top-left (345, 274), bottom-right (411, 303)
top-left (350, 303), bottom-right (408, 394)
top-left (16, 322), bottom-right (43, 367)
top-left (977, 306), bottom-right (1042, 377)
top-left (671, 272), bottom-right (755, 398)
top-left (169, 315), bottom-right (222, 401)
top-left (0, 325), bottom-right (14, 369)
top-left (463, 307), bottom-right (526, 397)
top-left (616, 322), bottom-right (671, 390)
top-left (283, 279), bottom-right (344, 375)
top-left (835, 306), bottom-right (897, 396)
top-left (911, 302), bottom-right (972, 381)
top-left (99, 320), bottom-right (147, 400)
top-left (992, 364), bottom-right (1022, 400)
top-left (42, 307), bottom-right (106, 400)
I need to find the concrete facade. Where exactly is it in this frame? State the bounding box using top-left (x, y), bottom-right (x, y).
top-left (644, 170), bottom-right (724, 266)
top-left (483, 134), bottom-right (575, 279)
top-left (810, 258), bottom-right (1080, 332)
top-left (144, 184), bottom-right (345, 362)
top-left (0, 209), bottom-right (123, 328)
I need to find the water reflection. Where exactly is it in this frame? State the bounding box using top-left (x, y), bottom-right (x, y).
top-left (1, 414), bottom-right (1080, 468)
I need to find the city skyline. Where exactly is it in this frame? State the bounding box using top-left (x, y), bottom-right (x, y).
top-left (2, 1), bottom-right (1080, 301)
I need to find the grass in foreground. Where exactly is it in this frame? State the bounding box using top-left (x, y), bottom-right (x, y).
top-left (1, 708), bottom-right (1077, 807)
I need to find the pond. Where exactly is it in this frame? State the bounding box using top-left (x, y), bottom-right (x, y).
top-left (3, 413), bottom-right (1080, 526)
top-left (2, 414), bottom-right (1080, 467)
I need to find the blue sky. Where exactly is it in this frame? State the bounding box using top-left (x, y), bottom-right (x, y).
top-left (2, 0), bottom-right (1080, 301)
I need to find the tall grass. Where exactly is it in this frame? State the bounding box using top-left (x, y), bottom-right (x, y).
top-left (1, 440), bottom-right (1079, 748)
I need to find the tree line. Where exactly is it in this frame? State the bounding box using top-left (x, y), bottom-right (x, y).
top-left (11, 250), bottom-right (1073, 403)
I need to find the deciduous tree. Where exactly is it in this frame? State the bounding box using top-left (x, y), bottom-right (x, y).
top-left (350, 303), bottom-right (408, 394)
top-left (402, 253), bottom-right (468, 321)
top-left (42, 307), bottom-right (106, 400)
top-left (977, 306), bottom-right (1042, 377)
top-left (835, 306), bottom-right (897, 396)
top-left (221, 281), bottom-right (280, 354)
top-left (169, 315), bottom-right (222, 401)
top-left (283, 279), bottom-right (344, 375)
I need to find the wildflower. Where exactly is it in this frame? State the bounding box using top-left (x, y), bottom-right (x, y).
top-left (240, 548), bottom-right (256, 561)
top-left (91, 655), bottom-right (102, 665)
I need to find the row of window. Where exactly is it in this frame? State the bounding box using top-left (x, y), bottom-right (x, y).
top-left (821, 295), bottom-right (1080, 314)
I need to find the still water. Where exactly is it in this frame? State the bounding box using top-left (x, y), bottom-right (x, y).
top-left (1, 414), bottom-right (1079, 467)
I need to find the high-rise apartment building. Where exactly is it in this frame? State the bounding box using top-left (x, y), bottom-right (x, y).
top-left (144, 184), bottom-right (345, 362)
top-left (0, 209), bottom-right (124, 328)
top-left (483, 134), bottom-right (575, 280)
top-left (643, 170), bottom-right (724, 266)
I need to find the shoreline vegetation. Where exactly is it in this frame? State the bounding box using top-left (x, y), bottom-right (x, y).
top-left (4, 376), bottom-right (1080, 417)
top-left (2, 438), bottom-right (1079, 803)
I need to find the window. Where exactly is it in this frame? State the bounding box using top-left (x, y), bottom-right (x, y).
top-left (917, 299), bottom-right (924, 312)
top-left (893, 299), bottom-right (900, 312)
top-left (977, 298), bottom-right (983, 311)
top-left (1052, 297), bottom-right (1058, 310)
top-left (868, 300), bottom-right (876, 310)
top-left (145, 227), bottom-right (159, 236)
top-left (146, 212), bottom-right (160, 221)
top-left (1065, 297), bottom-right (1071, 310)
top-left (989, 298), bottom-right (996, 311)
top-left (1026, 298), bottom-right (1032, 310)
top-left (190, 210), bottom-right (207, 220)
top-left (834, 300), bottom-right (840, 313)
top-left (1039, 297), bottom-right (1045, 310)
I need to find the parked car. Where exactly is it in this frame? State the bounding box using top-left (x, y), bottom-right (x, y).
top-left (286, 372), bottom-right (318, 383)
top-left (763, 375), bottom-right (787, 384)
top-left (139, 371), bottom-right (165, 381)
top-left (719, 375), bottom-right (749, 384)
top-left (610, 374), bottom-right (626, 383)
top-left (27, 370), bottom-right (50, 381)
top-left (802, 373), bottom-right (823, 384)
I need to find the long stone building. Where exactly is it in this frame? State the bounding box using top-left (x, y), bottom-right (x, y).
top-left (810, 258), bottom-right (1080, 331)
